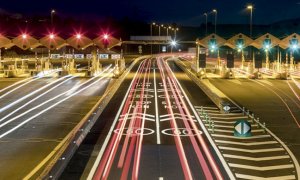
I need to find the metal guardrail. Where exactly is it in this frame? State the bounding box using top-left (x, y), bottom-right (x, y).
top-left (174, 60), bottom-right (224, 110)
top-left (24, 55), bottom-right (149, 180)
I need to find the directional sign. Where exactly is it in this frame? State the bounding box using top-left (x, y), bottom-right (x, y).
top-left (234, 120), bottom-right (251, 137)
top-left (223, 105), bottom-right (231, 113)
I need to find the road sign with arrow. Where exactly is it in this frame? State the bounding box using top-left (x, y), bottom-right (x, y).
top-left (234, 120), bottom-right (251, 137)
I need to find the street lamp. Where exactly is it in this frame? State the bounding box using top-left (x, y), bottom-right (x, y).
top-left (22, 34), bottom-right (27, 39)
top-left (170, 40), bottom-right (177, 53)
top-left (51, 9), bottom-right (55, 26)
top-left (76, 33), bottom-right (82, 39)
top-left (151, 22), bottom-right (156, 54)
top-left (212, 9), bottom-right (217, 34)
top-left (49, 33), bottom-right (55, 39)
top-left (203, 13), bottom-right (208, 35)
top-left (247, 5), bottom-right (253, 38)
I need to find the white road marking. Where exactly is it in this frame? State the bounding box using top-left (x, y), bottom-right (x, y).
top-left (229, 163), bottom-right (294, 171)
top-left (159, 113), bottom-right (195, 118)
top-left (154, 68), bottom-right (161, 145)
top-left (215, 140), bottom-right (278, 146)
top-left (168, 60), bottom-right (235, 179)
top-left (219, 146), bottom-right (284, 153)
top-left (120, 113), bottom-right (155, 118)
top-left (87, 63), bottom-right (142, 180)
top-left (235, 173), bottom-right (296, 180)
top-left (212, 134), bottom-right (271, 139)
top-left (194, 106), bottom-right (219, 110)
top-left (208, 128), bottom-right (264, 133)
top-left (224, 154), bottom-right (290, 161)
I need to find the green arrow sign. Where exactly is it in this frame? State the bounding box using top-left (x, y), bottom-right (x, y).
top-left (234, 120), bottom-right (251, 137)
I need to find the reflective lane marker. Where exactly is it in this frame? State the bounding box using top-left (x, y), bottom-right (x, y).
top-left (229, 163), bottom-right (294, 171)
top-left (235, 173), bottom-right (296, 180)
top-left (153, 68), bottom-right (161, 145)
top-left (223, 154), bottom-right (290, 161)
top-left (219, 146), bottom-right (284, 153)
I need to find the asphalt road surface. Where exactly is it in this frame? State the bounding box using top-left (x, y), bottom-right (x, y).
top-left (0, 69), bottom-right (112, 179)
top-left (62, 56), bottom-right (233, 179)
top-left (209, 78), bottom-right (300, 164)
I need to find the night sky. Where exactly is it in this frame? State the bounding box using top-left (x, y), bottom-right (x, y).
top-left (1, 0), bottom-right (300, 26)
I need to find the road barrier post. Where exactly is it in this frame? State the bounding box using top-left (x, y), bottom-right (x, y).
top-left (263, 122), bottom-right (266, 133)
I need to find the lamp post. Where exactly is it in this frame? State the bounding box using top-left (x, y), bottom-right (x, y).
top-left (246, 5), bottom-right (254, 63)
top-left (51, 9), bottom-right (55, 26)
top-left (170, 40), bottom-right (177, 54)
top-left (151, 22), bottom-right (155, 55)
top-left (212, 9), bottom-right (217, 34)
top-left (174, 28), bottom-right (179, 39)
top-left (247, 5), bottom-right (253, 38)
top-left (204, 13), bottom-right (208, 35)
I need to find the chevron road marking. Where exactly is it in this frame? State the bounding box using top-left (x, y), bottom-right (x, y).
top-left (223, 154), bottom-right (290, 161)
top-left (219, 146), bottom-right (284, 153)
top-left (208, 128), bottom-right (264, 133)
top-left (205, 124), bottom-right (258, 128)
top-left (119, 116), bottom-right (155, 122)
top-left (194, 106), bottom-right (219, 110)
top-left (159, 113), bottom-right (195, 118)
top-left (212, 134), bottom-right (271, 139)
top-left (120, 113), bottom-right (155, 118)
top-left (229, 163), bottom-right (294, 171)
top-left (215, 140), bottom-right (278, 146)
top-left (235, 173), bottom-right (296, 180)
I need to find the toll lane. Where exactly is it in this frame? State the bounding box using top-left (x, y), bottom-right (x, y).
top-left (0, 68), bottom-right (113, 179)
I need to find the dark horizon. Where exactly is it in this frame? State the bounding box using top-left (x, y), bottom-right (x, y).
top-left (1, 0), bottom-right (300, 26)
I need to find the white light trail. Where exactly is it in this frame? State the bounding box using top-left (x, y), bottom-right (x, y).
top-left (0, 67), bottom-right (114, 138)
top-left (0, 75), bottom-right (72, 113)
top-left (0, 66), bottom-right (112, 129)
top-left (0, 75), bottom-right (76, 122)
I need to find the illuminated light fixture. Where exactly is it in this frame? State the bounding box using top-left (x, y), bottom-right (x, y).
top-left (22, 34), bottom-right (27, 39)
top-left (76, 34), bottom-right (82, 39)
top-left (103, 34), bottom-right (109, 40)
top-left (265, 44), bottom-right (270, 50)
top-left (292, 44), bottom-right (298, 50)
top-left (238, 44), bottom-right (243, 49)
top-left (152, 22), bottom-right (156, 25)
top-left (49, 34), bottom-right (55, 39)
top-left (171, 40), bottom-right (177, 46)
top-left (247, 5), bottom-right (253, 9)
top-left (212, 9), bottom-right (217, 13)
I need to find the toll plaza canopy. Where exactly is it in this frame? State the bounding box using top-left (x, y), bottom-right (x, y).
top-left (196, 33), bottom-right (300, 50)
top-left (0, 34), bottom-right (121, 50)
